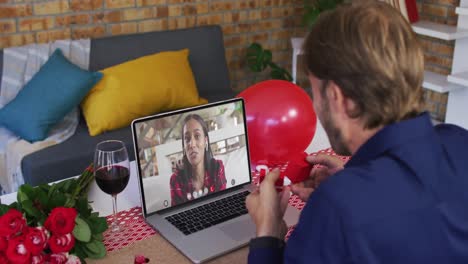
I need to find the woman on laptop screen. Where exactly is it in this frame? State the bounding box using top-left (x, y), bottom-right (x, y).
top-left (170, 114), bottom-right (227, 206)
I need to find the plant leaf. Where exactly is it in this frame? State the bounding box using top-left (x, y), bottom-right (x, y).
top-left (76, 198), bottom-right (91, 218)
top-left (92, 233), bottom-right (103, 241)
top-left (271, 67), bottom-right (293, 81)
top-left (21, 200), bottom-right (41, 219)
top-left (246, 43), bottom-right (269, 72)
top-left (84, 240), bottom-right (106, 259)
top-left (87, 216), bottom-right (108, 234)
top-left (17, 184), bottom-right (34, 203)
top-left (0, 205), bottom-right (10, 215)
top-left (49, 194), bottom-right (67, 208)
top-left (73, 216), bottom-right (92, 242)
top-left (37, 188), bottom-right (49, 208)
top-left (303, 8), bottom-right (321, 28)
top-left (72, 242), bottom-right (88, 261)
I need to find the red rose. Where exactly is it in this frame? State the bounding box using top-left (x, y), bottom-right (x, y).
top-left (0, 253), bottom-right (8, 264)
top-left (0, 209), bottom-right (26, 237)
top-left (0, 237), bottom-right (7, 252)
top-left (44, 208), bottom-right (77, 235)
top-left (6, 236), bottom-right (31, 264)
top-left (24, 227), bottom-right (49, 255)
top-left (31, 253), bottom-right (45, 264)
top-left (49, 233), bottom-right (75, 254)
top-left (46, 253), bottom-right (68, 264)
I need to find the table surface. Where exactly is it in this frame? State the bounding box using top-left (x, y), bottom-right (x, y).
top-left (88, 233), bottom-right (249, 264)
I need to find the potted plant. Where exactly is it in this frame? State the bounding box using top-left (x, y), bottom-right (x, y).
top-left (246, 43), bottom-right (293, 82)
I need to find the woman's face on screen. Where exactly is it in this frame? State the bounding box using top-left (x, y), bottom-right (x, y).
top-left (183, 118), bottom-right (207, 167)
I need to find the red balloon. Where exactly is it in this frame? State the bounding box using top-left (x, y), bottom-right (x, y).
top-left (237, 80), bottom-right (317, 167)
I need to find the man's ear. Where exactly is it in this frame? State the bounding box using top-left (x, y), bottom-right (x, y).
top-left (327, 81), bottom-right (357, 118)
top-left (326, 81), bottom-right (344, 111)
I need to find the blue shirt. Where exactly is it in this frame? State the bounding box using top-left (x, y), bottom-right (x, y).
top-left (248, 113), bottom-right (468, 263)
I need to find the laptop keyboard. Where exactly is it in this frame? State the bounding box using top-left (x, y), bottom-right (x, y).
top-left (166, 190), bottom-right (250, 235)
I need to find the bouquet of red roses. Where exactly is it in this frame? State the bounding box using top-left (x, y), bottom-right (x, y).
top-left (0, 165), bottom-right (108, 264)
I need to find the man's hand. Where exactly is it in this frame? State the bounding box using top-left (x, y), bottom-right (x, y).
top-left (290, 154), bottom-right (344, 201)
top-left (246, 168), bottom-right (290, 239)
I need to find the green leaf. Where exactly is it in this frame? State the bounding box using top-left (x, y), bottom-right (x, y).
top-left (62, 179), bottom-right (75, 193)
top-left (73, 216), bottom-right (92, 242)
top-left (270, 67), bottom-right (293, 81)
top-left (92, 233), bottom-right (103, 241)
top-left (49, 194), bottom-right (67, 208)
top-left (8, 202), bottom-right (18, 209)
top-left (87, 216), bottom-right (108, 234)
top-left (267, 62), bottom-right (293, 81)
top-left (76, 198), bottom-right (91, 218)
top-left (47, 183), bottom-right (58, 198)
top-left (38, 184), bottom-right (50, 193)
top-left (0, 205), bottom-right (10, 215)
top-left (21, 200), bottom-right (41, 218)
top-left (84, 240), bottom-right (106, 259)
top-left (303, 0), bottom-right (343, 28)
top-left (17, 184), bottom-right (34, 203)
top-left (72, 242), bottom-right (88, 262)
top-left (263, 50), bottom-right (272, 65)
top-left (303, 8), bottom-right (321, 28)
top-left (246, 43), bottom-right (271, 72)
top-left (37, 189), bottom-right (49, 209)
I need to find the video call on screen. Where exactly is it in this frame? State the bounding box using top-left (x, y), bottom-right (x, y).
top-left (135, 101), bottom-right (251, 214)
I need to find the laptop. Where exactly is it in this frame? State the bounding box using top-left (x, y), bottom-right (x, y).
top-left (131, 98), bottom-right (300, 263)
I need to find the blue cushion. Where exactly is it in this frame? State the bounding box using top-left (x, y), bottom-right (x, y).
top-left (0, 49), bottom-right (103, 142)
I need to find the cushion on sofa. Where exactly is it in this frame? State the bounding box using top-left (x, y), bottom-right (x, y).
top-left (18, 25), bottom-right (234, 187)
top-left (81, 49), bottom-right (208, 136)
top-left (0, 49), bottom-right (103, 142)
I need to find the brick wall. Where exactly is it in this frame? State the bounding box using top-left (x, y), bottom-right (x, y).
top-left (0, 0), bottom-right (305, 94)
top-left (0, 0), bottom-right (458, 121)
top-left (417, 0), bottom-right (459, 121)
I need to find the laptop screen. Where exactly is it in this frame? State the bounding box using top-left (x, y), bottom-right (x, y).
top-left (132, 99), bottom-right (252, 215)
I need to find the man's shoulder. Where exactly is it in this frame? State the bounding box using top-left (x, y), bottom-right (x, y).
top-left (435, 123), bottom-right (468, 147)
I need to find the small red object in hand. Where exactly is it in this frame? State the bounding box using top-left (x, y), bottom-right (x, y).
top-left (134, 255), bottom-right (150, 263)
top-left (258, 167), bottom-right (285, 192)
top-left (283, 152), bottom-right (313, 184)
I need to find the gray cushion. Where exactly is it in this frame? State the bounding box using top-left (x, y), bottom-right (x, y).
top-left (18, 25), bottom-right (234, 186)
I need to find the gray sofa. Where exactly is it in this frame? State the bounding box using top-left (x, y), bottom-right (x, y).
top-left (0, 25), bottom-right (234, 187)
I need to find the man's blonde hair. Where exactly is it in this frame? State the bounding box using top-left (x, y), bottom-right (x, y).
top-left (303, 1), bottom-right (425, 129)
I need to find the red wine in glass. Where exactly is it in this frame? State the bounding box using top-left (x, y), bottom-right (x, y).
top-left (94, 140), bottom-right (130, 234)
top-left (95, 165), bottom-right (130, 195)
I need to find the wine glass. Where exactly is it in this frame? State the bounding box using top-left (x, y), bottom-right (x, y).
top-left (94, 140), bottom-right (130, 234)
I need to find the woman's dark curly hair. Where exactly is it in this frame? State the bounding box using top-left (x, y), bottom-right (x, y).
top-left (178, 114), bottom-right (219, 186)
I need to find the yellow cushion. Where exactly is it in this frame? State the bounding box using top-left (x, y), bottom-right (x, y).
top-left (81, 49), bottom-right (208, 136)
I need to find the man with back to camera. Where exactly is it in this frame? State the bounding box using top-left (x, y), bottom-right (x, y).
top-left (245, 1), bottom-right (468, 263)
